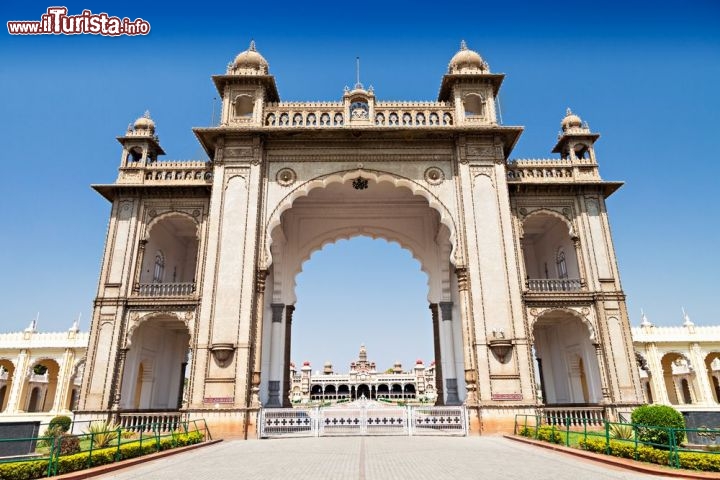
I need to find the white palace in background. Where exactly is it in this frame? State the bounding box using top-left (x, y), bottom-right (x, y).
top-left (290, 345), bottom-right (437, 404)
top-left (2, 41), bottom-right (699, 436)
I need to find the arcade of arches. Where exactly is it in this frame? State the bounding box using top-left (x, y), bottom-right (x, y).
top-left (0, 326), bottom-right (86, 420)
top-left (75, 41), bottom-right (646, 436)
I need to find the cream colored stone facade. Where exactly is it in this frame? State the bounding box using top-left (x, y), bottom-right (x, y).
top-left (75, 41), bottom-right (644, 437)
top-left (0, 322), bottom-right (86, 424)
top-left (633, 313), bottom-right (720, 410)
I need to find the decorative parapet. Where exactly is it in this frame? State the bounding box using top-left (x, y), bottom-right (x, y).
top-left (506, 157), bottom-right (600, 183)
top-left (631, 325), bottom-right (720, 343)
top-left (0, 331), bottom-right (89, 349)
top-left (117, 160), bottom-right (213, 185)
top-left (263, 101), bottom-right (455, 128)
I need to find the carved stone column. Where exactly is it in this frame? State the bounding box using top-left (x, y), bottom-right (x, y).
top-left (455, 267), bottom-right (478, 403)
top-left (440, 301), bottom-right (460, 405)
top-left (250, 269), bottom-right (268, 408)
top-left (571, 236), bottom-right (588, 289)
top-left (132, 239), bottom-right (147, 294)
top-left (110, 348), bottom-right (128, 414)
top-left (592, 343), bottom-right (611, 403)
top-left (282, 305), bottom-right (295, 407)
top-left (689, 342), bottom-right (714, 405)
top-left (266, 303), bottom-right (285, 407)
top-left (429, 304), bottom-right (444, 406)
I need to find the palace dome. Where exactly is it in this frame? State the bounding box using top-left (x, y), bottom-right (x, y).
top-left (133, 111), bottom-right (155, 133)
top-left (561, 108), bottom-right (583, 131)
top-left (231, 41), bottom-right (268, 73)
top-left (449, 41), bottom-right (486, 73)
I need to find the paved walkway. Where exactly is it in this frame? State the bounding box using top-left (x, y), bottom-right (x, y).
top-left (95, 436), bottom-right (672, 480)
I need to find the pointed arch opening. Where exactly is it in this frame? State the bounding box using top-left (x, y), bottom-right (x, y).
top-left (0, 360), bottom-right (14, 413)
top-left (260, 177), bottom-right (462, 408)
top-left (660, 352), bottom-right (696, 405)
top-left (138, 213), bottom-right (199, 296)
top-left (521, 211), bottom-right (581, 292)
top-left (119, 315), bottom-right (190, 411)
top-left (532, 310), bottom-right (602, 405)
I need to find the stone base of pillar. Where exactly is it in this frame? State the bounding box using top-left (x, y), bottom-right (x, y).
top-left (266, 381), bottom-right (281, 407)
top-left (445, 378), bottom-right (461, 405)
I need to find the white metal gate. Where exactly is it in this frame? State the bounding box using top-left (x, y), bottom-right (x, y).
top-left (259, 401), bottom-right (466, 438)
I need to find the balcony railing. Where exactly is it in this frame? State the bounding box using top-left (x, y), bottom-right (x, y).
top-left (540, 405), bottom-right (605, 427)
top-left (526, 278), bottom-right (582, 292)
top-left (137, 282), bottom-right (196, 297)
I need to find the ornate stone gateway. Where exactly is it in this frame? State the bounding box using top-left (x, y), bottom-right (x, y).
top-left (76, 41), bottom-right (643, 437)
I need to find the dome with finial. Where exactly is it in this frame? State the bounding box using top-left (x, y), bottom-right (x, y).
top-left (133, 111), bottom-right (155, 133)
top-left (449, 40), bottom-right (488, 74)
top-left (230, 40), bottom-right (269, 75)
top-left (561, 108), bottom-right (583, 131)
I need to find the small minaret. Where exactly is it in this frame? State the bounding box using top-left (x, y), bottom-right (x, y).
top-left (439, 40), bottom-right (504, 126)
top-left (116, 111), bottom-right (165, 180)
top-left (552, 108), bottom-right (600, 162)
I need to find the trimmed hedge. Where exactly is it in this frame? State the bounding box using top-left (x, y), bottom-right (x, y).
top-left (0, 431), bottom-right (204, 480)
top-left (631, 404), bottom-right (686, 447)
top-left (579, 438), bottom-right (720, 472)
top-left (517, 425), bottom-right (563, 444)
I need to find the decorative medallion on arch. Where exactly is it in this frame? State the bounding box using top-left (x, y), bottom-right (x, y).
top-left (424, 167), bottom-right (445, 186)
top-left (276, 168), bottom-right (297, 187)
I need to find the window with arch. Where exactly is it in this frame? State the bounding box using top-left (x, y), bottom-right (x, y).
top-left (556, 250), bottom-right (568, 279)
top-left (463, 93), bottom-right (486, 117)
top-left (153, 251), bottom-right (165, 283)
top-left (233, 94), bottom-right (254, 118)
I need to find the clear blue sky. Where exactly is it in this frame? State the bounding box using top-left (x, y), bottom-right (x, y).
top-left (1, 1), bottom-right (719, 371)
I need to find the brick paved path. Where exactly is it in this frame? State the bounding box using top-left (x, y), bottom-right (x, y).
top-left (97, 436), bottom-right (671, 479)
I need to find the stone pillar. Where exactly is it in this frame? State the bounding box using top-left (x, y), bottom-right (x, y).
top-left (645, 343), bottom-right (670, 405)
top-left (689, 342), bottom-right (714, 405)
top-left (250, 269), bottom-right (268, 408)
top-left (7, 350), bottom-right (29, 413)
top-left (571, 236), bottom-right (588, 288)
top-left (132, 239), bottom-right (147, 293)
top-left (282, 305), bottom-right (295, 407)
top-left (110, 348), bottom-right (128, 412)
top-left (455, 267), bottom-right (477, 404)
top-left (439, 301), bottom-right (460, 405)
top-left (266, 303), bottom-right (284, 407)
top-left (592, 343), bottom-right (611, 403)
top-left (51, 349), bottom-right (73, 412)
top-left (429, 304), bottom-right (444, 406)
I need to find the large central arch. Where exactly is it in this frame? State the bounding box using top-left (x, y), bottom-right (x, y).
top-left (259, 175), bottom-right (465, 408)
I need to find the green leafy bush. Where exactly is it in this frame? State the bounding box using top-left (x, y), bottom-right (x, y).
top-left (0, 431), bottom-right (206, 479)
top-left (84, 421), bottom-right (120, 448)
top-left (48, 415), bottom-right (72, 433)
top-left (54, 434), bottom-right (81, 456)
top-left (609, 423), bottom-right (635, 440)
top-left (631, 405), bottom-right (685, 447)
top-left (536, 425), bottom-right (563, 444)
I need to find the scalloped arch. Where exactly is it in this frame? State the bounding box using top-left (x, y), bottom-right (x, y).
top-left (124, 312), bottom-right (191, 348)
top-left (263, 168), bottom-right (458, 269)
top-left (532, 307), bottom-right (596, 342)
top-left (660, 351), bottom-right (694, 370)
top-left (144, 211), bottom-right (200, 241)
top-left (287, 227), bottom-right (432, 304)
top-left (522, 208), bottom-right (576, 238)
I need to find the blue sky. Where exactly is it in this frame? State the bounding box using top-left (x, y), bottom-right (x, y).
top-left (1, 1), bottom-right (719, 371)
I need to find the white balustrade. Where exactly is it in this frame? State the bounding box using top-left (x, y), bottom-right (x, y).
top-left (137, 282), bottom-right (196, 297)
